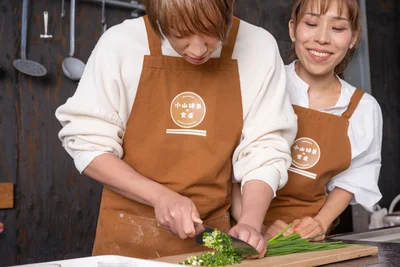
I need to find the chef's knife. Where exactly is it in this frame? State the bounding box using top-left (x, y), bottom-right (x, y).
top-left (195, 224), bottom-right (259, 256)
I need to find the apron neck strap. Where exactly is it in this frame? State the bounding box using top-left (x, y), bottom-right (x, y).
top-left (220, 17), bottom-right (240, 61)
top-left (342, 88), bottom-right (364, 119)
top-left (144, 16), bottom-right (162, 56)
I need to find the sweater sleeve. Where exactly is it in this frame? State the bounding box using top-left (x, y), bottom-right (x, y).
top-left (55, 27), bottom-right (127, 173)
top-left (232, 29), bottom-right (298, 196)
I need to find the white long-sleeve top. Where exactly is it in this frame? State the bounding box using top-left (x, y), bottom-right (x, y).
top-left (55, 17), bottom-right (298, 195)
top-left (286, 61), bottom-right (383, 211)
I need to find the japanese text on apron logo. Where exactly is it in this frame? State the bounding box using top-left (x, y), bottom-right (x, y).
top-left (289, 137), bottom-right (321, 179)
top-left (167, 92), bottom-right (207, 137)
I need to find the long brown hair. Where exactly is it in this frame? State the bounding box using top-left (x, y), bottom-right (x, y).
top-left (290, 0), bottom-right (361, 77)
top-left (142, 0), bottom-right (234, 41)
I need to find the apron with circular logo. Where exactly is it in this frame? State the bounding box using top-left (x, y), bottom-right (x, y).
top-left (264, 89), bottom-right (364, 229)
top-left (92, 16), bottom-right (243, 259)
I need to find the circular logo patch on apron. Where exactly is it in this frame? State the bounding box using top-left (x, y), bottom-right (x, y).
top-left (291, 137), bottom-right (321, 169)
top-left (170, 92), bottom-right (206, 128)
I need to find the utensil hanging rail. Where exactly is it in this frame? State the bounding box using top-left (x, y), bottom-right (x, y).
top-left (82, 0), bottom-right (145, 10)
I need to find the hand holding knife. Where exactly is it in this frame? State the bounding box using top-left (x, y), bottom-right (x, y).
top-left (195, 223), bottom-right (260, 257)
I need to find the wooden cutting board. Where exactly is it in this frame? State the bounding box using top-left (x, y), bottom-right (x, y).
top-left (156, 245), bottom-right (378, 267)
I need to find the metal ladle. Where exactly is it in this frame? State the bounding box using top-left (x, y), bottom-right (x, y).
top-left (13, 0), bottom-right (47, 77)
top-left (62, 0), bottom-right (85, 81)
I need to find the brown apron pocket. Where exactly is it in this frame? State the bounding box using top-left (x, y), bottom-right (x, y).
top-left (112, 211), bottom-right (206, 258)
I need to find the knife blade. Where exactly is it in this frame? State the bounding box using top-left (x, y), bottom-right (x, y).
top-left (195, 224), bottom-right (259, 256)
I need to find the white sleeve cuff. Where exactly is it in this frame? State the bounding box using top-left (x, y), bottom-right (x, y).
top-left (240, 166), bottom-right (283, 197)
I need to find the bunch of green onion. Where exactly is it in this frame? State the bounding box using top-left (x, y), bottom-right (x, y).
top-left (180, 224), bottom-right (349, 266)
top-left (266, 224), bottom-right (349, 257)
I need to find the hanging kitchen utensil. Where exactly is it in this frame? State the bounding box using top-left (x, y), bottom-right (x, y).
top-left (40, 11), bottom-right (53, 39)
top-left (101, 0), bottom-right (107, 34)
top-left (13, 0), bottom-right (47, 77)
top-left (61, 0), bottom-right (65, 18)
top-left (62, 0), bottom-right (85, 81)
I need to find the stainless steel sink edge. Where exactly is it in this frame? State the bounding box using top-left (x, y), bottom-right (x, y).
top-left (329, 226), bottom-right (400, 243)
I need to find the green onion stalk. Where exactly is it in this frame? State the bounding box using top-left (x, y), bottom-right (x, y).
top-left (180, 224), bottom-right (349, 266)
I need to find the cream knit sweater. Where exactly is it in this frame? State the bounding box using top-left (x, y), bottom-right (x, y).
top-left (55, 17), bottom-right (297, 195)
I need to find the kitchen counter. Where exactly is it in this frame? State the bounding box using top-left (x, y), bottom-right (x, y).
top-left (323, 238), bottom-right (400, 266)
top-left (13, 228), bottom-right (400, 267)
top-left (12, 241), bottom-right (399, 267)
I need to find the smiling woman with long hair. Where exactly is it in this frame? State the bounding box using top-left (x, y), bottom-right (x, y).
top-left (232, 0), bottom-right (382, 242)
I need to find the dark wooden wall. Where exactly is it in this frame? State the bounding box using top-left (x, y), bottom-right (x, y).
top-left (0, 0), bottom-right (399, 265)
top-left (367, 1), bottom-right (400, 210)
top-left (0, 1), bottom-right (130, 265)
top-left (0, 2), bottom-right (18, 265)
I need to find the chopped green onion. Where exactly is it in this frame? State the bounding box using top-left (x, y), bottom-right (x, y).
top-left (179, 229), bottom-right (243, 266)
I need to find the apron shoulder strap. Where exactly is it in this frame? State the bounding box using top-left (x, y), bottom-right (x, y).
top-left (143, 15), bottom-right (162, 56)
top-left (341, 88), bottom-right (365, 119)
top-left (220, 17), bottom-right (240, 61)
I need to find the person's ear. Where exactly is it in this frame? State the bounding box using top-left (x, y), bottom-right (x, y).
top-left (350, 40), bottom-right (357, 49)
top-left (350, 29), bottom-right (361, 49)
top-left (289, 19), bottom-right (296, 42)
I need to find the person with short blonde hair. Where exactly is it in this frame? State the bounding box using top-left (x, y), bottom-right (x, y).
top-left (56, 0), bottom-right (297, 258)
top-left (143, 0), bottom-right (234, 41)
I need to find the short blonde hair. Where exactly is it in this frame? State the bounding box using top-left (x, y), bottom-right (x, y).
top-left (143, 0), bottom-right (234, 41)
top-left (290, 0), bottom-right (361, 77)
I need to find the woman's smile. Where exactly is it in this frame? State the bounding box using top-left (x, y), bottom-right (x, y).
top-left (307, 48), bottom-right (333, 62)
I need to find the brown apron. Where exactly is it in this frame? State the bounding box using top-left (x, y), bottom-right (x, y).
top-left (264, 89), bottom-right (364, 230)
top-left (92, 16), bottom-right (243, 259)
